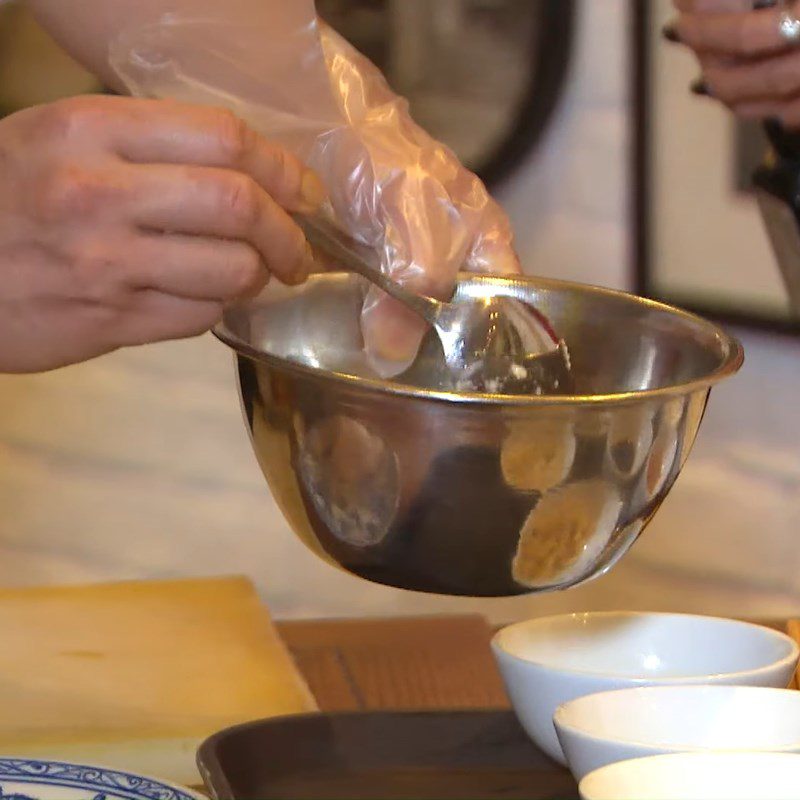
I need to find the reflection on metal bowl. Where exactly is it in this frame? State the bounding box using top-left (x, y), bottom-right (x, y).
top-left (296, 414), bottom-right (400, 548)
top-left (215, 272), bottom-right (743, 597)
top-left (512, 479), bottom-right (623, 589)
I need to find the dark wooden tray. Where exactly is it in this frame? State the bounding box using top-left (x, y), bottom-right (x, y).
top-left (197, 710), bottom-right (578, 800)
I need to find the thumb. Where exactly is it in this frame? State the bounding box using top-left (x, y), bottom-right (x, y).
top-left (465, 232), bottom-right (522, 276)
top-left (361, 288), bottom-right (430, 378)
top-left (360, 237), bottom-right (522, 378)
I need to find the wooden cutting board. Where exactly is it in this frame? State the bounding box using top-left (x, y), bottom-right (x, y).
top-left (0, 575), bottom-right (316, 787)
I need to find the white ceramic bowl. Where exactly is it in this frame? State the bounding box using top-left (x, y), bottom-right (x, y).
top-left (555, 685), bottom-right (800, 780)
top-left (579, 752), bottom-right (800, 800)
top-left (491, 612), bottom-right (799, 764)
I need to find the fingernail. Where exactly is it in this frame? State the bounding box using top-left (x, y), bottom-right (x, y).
top-left (485, 247), bottom-right (521, 276)
top-left (754, 0), bottom-right (778, 9)
top-left (662, 23), bottom-right (681, 43)
top-left (765, 117), bottom-right (789, 151)
top-left (298, 241), bottom-right (315, 282)
top-left (288, 241), bottom-right (315, 286)
top-left (362, 296), bottom-right (427, 376)
top-left (300, 170), bottom-right (326, 211)
top-left (690, 78), bottom-right (711, 96)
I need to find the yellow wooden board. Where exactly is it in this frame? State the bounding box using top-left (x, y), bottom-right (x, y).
top-left (0, 575), bottom-right (316, 786)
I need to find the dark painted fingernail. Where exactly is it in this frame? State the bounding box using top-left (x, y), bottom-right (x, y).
top-left (765, 117), bottom-right (786, 142)
top-left (662, 23), bottom-right (681, 43)
top-left (754, 0), bottom-right (778, 9)
top-left (690, 78), bottom-right (711, 96)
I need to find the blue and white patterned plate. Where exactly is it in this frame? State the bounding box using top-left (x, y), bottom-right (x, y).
top-left (0, 758), bottom-right (205, 800)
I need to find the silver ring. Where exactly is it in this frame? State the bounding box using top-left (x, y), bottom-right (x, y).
top-left (779, 9), bottom-right (800, 43)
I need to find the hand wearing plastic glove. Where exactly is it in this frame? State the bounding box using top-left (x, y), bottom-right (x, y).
top-left (667, 0), bottom-right (800, 127)
top-left (107, 8), bottom-right (521, 377)
top-left (25, 0), bottom-right (520, 376)
top-left (0, 93), bottom-right (322, 372)
top-left (312, 24), bottom-right (522, 375)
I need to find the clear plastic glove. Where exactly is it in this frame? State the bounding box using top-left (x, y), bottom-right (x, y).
top-left (111, 7), bottom-right (521, 376)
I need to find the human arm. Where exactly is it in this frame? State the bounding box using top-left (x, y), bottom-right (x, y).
top-left (24, 0), bottom-right (521, 375)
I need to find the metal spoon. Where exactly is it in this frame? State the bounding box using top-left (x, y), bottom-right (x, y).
top-left (294, 214), bottom-right (572, 395)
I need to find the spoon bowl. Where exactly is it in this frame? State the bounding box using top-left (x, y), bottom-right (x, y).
top-left (296, 214), bottom-right (571, 394)
top-left (435, 293), bottom-right (573, 394)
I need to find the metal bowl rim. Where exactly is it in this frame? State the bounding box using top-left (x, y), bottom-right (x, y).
top-left (213, 273), bottom-right (745, 408)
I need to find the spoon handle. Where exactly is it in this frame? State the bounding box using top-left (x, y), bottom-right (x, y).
top-left (293, 214), bottom-right (440, 325)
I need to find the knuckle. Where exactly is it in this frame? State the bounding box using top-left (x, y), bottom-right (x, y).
top-left (213, 109), bottom-right (252, 165)
top-left (219, 174), bottom-right (262, 229)
top-left (40, 96), bottom-right (107, 142)
top-left (38, 165), bottom-right (106, 221)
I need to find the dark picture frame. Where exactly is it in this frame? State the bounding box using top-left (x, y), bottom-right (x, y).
top-left (316, 0), bottom-right (577, 191)
top-left (631, 0), bottom-right (800, 337)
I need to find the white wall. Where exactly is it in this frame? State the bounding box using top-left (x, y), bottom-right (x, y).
top-left (498, 0), bottom-right (800, 618)
top-left (0, 0), bottom-right (797, 621)
top-left (497, 0), bottom-right (631, 292)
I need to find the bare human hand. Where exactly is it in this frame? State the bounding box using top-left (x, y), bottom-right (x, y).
top-left (670, 0), bottom-right (800, 127)
top-left (0, 94), bottom-right (324, 372)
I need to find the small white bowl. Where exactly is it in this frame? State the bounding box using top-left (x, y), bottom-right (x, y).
top-left (555, 685), bottom-right (800, 781)
top-left (491, 612), bottom-right (798, 764)
top-left (579, 752), bottom-right (800, 800)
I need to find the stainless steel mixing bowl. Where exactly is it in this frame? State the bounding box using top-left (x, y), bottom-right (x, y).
top-left (214, 273), bottom-right (743, 597)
